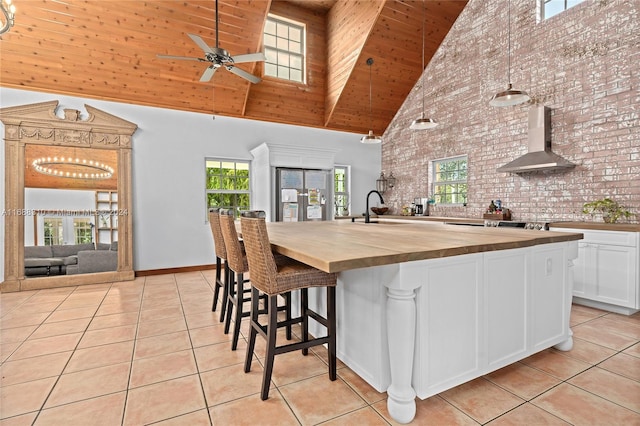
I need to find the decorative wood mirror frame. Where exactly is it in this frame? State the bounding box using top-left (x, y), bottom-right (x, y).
top-left (1, 101), bottom-right (137, 292)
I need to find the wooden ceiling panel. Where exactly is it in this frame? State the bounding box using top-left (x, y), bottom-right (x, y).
top-left (0, 0), bottom-right (466, 135)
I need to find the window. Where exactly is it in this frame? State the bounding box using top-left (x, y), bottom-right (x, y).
top-left (334, 166), bottom-right (350, 216)
top-left (42, 216), bottom-right (94, 246)
top-left (44, 218), bottom-right (64, 246)
top-left (74, 218), bottom-right (93, 244)
top-left (206, 159), bottom-right (251, 218)
top-left (541, 0), bottom-right (585, 20)
top-left (263, 14), bottom-right (305, 83)
top-left (432, 155), bottom-right (468, 205)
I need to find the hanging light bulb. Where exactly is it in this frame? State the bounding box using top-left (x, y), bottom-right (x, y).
top-left (361, 58), bottom-right (382, 144)
top-left (490, 0), bottom-right (530, 107)
top-left (410, 0), bottom-right (438, 130)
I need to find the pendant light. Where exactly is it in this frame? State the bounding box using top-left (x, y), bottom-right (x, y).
top-left (410, 0), bottom-right (438, 130)
top-left (489, 0), bottom-right (530, 107)
top-left (361, 58), bottom-right (382, 144)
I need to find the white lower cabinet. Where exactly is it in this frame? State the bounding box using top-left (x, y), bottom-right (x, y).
top-left (328, 242), bottom-right (575, 400)
top-left (550, 227), bottom-right (639, 314)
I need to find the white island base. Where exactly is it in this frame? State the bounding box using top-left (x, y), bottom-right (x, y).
top-left (308, 241), bottom-right (577, 424)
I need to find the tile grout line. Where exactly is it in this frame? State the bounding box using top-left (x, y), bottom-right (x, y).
top-left (120, 275), bottom-right (146, 426)
top-left (175, 272), bottom-right (215, 426)
top-left (29, 282), bottom-right (114, 424)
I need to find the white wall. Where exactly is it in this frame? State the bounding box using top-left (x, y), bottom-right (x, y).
top-left (1, 87), bottom-right (381, 273)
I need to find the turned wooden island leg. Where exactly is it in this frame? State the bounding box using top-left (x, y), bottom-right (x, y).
top-left (385, 287), bottom-right (417, 424)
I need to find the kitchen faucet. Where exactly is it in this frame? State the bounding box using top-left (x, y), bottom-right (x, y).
top-left (365, 190), bottom-right (385, 223)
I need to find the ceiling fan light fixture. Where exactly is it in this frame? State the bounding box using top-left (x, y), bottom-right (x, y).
top-left (361, 130), bottom-right (382, 144)
top-left (156, 0), bottom-right (264, 84)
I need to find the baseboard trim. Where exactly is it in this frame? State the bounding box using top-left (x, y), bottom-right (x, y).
top-left (135, 264), bottom-right (217, 277)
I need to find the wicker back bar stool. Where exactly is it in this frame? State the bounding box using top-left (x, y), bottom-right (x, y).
top-left (219, 209), bottom-right (293, 350)
top-left (218, 209), bottom-right (256, 350)
top-left (208, 208), bottom-right (230, 322)
top-left (240, 210), bottom-right (337, 400)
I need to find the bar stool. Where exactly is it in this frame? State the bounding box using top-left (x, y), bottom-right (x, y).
top-left (219, 209), bottom-right (292, 350)
top-left (240, 210), bottom-right (337, 400)
top-left (208, 208), bottom-right (229, 322)
top-left (218, 209), bottom-right (254, 350)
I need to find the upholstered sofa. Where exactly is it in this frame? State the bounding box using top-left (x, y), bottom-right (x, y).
top-left (24, 242), bottom-right (117, 276)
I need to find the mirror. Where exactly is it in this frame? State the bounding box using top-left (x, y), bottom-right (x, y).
top-left (24, 145), bottom-right (118, 278)
top-left (1, 101), bottom-right (137, 292)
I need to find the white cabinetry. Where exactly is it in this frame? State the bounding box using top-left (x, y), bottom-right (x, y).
top-left (327, 242), bottom-right (575, 399)
top-left (550, 227), bottom-right (639, 314)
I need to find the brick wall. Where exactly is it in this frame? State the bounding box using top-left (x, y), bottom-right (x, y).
top-left (382, 0), bottom-right (639, 223)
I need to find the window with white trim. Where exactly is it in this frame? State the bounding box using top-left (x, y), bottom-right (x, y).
top-left (334, 165), bottom-right (350, 216)
top-left (43, 217), bottom-right (64, 245)
top-left (263, 14), bottom-right (306, 83)
top-left (205, 159), bottom-right (251, 218)
top-left (431, 155), bottom-right (468, 205)
top-left (541, 0), bottom-right (585, 20)
top-left (42, 216), bottom-right (93, 245)
top-left (73, 218), bottom-right (94, 244)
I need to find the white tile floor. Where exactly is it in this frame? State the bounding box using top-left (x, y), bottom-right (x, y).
top-left (1, 271), bottom-right (639, 425)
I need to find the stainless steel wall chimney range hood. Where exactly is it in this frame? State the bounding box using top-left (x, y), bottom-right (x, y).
top-left (497, 105), bottom-right (575, 173)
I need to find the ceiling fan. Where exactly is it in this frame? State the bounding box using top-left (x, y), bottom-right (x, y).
top-left (157, 0), bottom-right (266, 84)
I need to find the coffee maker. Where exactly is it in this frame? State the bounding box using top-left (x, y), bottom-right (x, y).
top-left (414, 197), bottom-right (429, 216)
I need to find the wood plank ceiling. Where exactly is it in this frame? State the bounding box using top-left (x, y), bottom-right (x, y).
top-left (0, 0), bottom-right (467, 136)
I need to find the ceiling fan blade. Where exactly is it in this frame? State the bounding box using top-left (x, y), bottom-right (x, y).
top-left (226, 66), bottom-right (261, 84)
top-left (188, 33), bottom-right (214, 54)
top-left (200, 66), bottom-right (218, 82)
top-left (232, 52), bottom-right (266, 64)
top-left (157, 54), bottom-right (202, 62)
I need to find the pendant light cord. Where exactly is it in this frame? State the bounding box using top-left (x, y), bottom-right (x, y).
top-left (420, 0), bottom-right (425, 118)
top-left (507, 0), bottom-right (511, 85)
top-left (367, 57), bottom-right (374, 131)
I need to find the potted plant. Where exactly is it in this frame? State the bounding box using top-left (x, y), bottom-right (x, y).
top-left (582, 198), bottom-right (632, 223)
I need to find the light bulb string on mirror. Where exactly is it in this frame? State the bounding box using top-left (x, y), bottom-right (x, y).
top-left (32, 156), bottom-right (114, 179)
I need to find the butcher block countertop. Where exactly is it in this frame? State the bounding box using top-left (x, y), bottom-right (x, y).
top-left (263, 220), bottom-right (583, 273)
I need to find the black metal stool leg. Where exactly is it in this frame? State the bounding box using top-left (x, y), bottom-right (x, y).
top-left (244, 287), bottom-right (260, 373)
top-left (328, 286), bottom-right (337, 380)
top-left (231, 272), bottom-right (244, 350)
top-left (219, 262), bottom-right (230, 323)
top-left (261, 295), bottom-right (279, 400)
top-left (212, 257), bottom-right (222, 312)
top-left (301, 288), bottom-right (309, 356)
top-left (224, 270), bottom-right (235, 334)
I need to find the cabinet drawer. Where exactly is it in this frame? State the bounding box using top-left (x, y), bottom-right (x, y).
top-left (550, 228), bottom-right (637, 247)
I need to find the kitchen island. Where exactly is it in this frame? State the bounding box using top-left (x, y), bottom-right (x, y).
top-left (261, 220), bottom-right (583, 424)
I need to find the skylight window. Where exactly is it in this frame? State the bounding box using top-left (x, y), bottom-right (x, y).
top-left (263, 14), bottom-right (306, 83)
